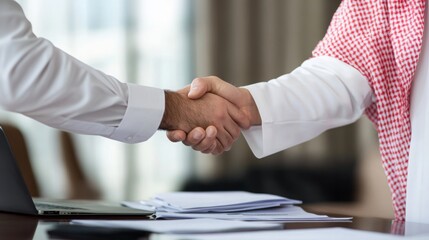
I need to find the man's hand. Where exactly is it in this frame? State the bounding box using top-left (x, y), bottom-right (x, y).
top-left (167, 76), bottom-right (261, 154)
top-left (160, 87), bottom-right (250, 154)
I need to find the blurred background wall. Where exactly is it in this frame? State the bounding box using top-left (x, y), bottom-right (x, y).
top-left (0, 0), bottom-right (393, 218)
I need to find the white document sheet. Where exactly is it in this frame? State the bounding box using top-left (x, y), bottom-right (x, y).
top-left (151, 227), bottom-right (429, 240)
top-left (155, 205), bottom-right (351, 222)
top-left (130, 191), bottom-right (301, 213)
top-left (71, 218), bottom-right (282, 234)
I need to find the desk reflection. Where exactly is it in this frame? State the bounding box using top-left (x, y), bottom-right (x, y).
top-left (1, 211), bottom-right (429, 240)
top-left (0, 213), bottom-right (38, 239)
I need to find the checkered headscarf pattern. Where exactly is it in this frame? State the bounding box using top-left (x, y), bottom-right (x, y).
top-left (313, 0), bottom-right (425, 220)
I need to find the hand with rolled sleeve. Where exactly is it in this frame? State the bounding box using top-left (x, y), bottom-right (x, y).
top-left (0, 0), bottom-right (248, 147)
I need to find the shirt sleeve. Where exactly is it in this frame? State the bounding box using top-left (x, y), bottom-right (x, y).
top-left (0, 0), bottom-right (164, 143)
top-left (242, 56), bottom-right (373, 158)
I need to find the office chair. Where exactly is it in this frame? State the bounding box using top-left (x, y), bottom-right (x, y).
top-left (59, 131), bottom-right (100, 199)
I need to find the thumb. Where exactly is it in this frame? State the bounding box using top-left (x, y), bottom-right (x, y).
top-left (188, 78), bottom-right (209, 99)
top-left (188, 76), bottom-right (242, 106)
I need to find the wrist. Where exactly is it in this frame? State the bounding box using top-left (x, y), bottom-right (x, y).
top-left (160, 90), bottom-right (188, 130)
top-left (240, 88), bottom-right (262, 126)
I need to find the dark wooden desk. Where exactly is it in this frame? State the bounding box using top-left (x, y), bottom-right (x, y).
top-left (0, 212), bottom-right (151, 240)
top-left (1, 211), bottom-right (428, 240)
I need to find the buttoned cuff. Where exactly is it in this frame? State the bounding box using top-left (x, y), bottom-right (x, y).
top-left (110, 84), bottom-right (165, 143)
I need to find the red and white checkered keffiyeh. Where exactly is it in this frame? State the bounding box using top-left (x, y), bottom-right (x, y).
top-left (313, 0), bottom-right (426, 220)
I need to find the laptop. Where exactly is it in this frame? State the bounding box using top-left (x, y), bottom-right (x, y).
top-left (0, 126), bottom-right (153, 216)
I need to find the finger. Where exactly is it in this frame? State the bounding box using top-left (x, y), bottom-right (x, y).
top-left (215, 112), bottom-right (241, 153)
top-left (208, 101), bottom-right (238, 152)
top-left (214, 127), bottom-right (234, 152)
top-left (183, 127), bottom-right (206, 146)
top-left (227, 102), bottom-right (250, 129)
top-left (188, 78), bottom-right (210, 99)
top-left (200, 126), bottom-right (218, 153)
top-left (206, 125), bottom-right (217, 139)
top-left (223, 114), bottom-right (241, 143)
top-left (166, 130), bottom-right (186, 142)
top-left (189, 77), bottom-right (242, 106)
top-left (202, 142), bottom-right (217, 154)
top-left (191, 127), bottom-right (217, 152)
top-left (211, 142), bottom-right (226, 155)
top-left (218, 102), bottom-right (245, 144)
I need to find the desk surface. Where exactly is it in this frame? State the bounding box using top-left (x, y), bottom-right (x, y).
top-left (1, 211), bottom-right (428, 240)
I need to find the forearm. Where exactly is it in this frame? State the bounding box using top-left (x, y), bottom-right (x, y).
top-left (242, 56), bottom-right (373, 158)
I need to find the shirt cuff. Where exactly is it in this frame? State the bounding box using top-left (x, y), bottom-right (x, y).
top-left (109, 84), bottom-right (165, 143)
top-left (241, 83), bottom-right (270, 158)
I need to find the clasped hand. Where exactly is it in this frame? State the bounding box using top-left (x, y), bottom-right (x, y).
top-left (164, 76), bottom-right (261, 155)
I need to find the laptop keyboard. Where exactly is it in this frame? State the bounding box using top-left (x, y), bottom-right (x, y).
top-left (35, 202), bottom-right (85, 210)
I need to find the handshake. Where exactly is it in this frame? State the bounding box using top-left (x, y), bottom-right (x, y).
top-left (159, 76), bottom-right (261, 155)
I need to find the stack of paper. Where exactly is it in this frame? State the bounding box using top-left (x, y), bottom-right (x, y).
top-left (154, 205), bottom-right (351, 222)
top-left (145, 191), bottom-right (301, 213)
top-left (123, 191), bottom-right (350, 222)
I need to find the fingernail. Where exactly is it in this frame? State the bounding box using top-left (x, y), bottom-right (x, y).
top-left (193, 131), bottom-right (202, 140)
top-left (172, 133), bottom-right (179, 141)
top-left (206, 127), bottom-right (215, 137)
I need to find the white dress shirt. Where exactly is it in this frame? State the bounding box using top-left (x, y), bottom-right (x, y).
top-left (242, 56), bottom-right (373, 158)
top-left (0, 1), bottom-right (165, 143)
top-left (242, 6), bottom-right (429, 224)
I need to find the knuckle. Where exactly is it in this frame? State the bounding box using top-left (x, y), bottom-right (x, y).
top-left (192, 145), bottom-right (203, 151)
top-left (226, 139), bottom-right (234, 148)
top-left (232, 128), bottom-right (240, 140)
top-left (213, 109), bottom-right (226, 120)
